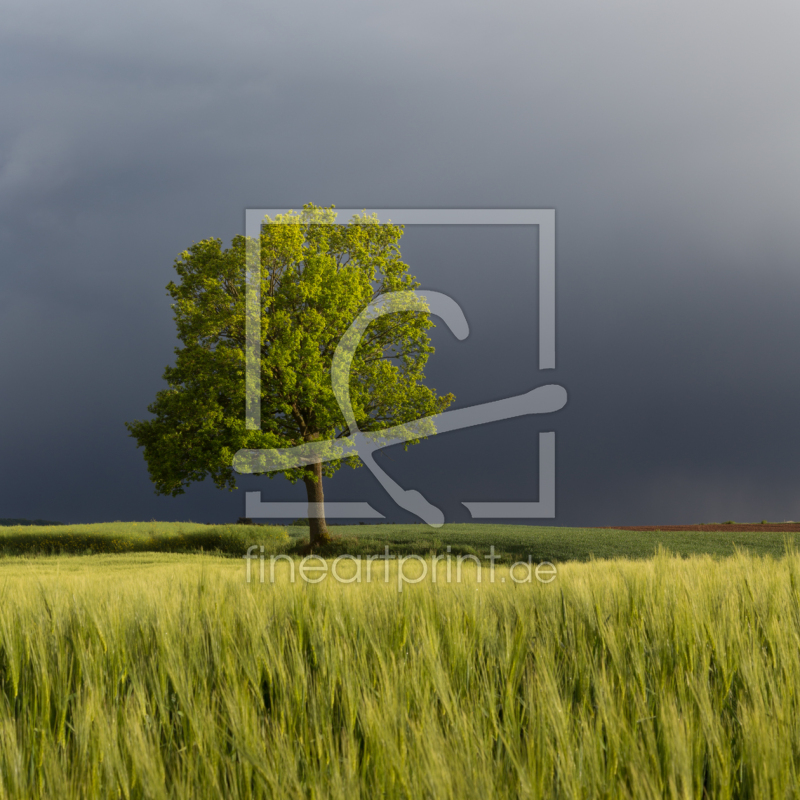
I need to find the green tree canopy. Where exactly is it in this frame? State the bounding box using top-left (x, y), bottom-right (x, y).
top-left (126, 205), bottom-right (454, 544)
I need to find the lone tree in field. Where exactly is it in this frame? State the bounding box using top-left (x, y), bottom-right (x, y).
top-left (126, 205), bottom-right (453, 546)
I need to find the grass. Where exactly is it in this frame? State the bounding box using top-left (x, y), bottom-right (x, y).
top-left (284, 522), bottom-right (800, 562)
top-left (3, 520), bottom-right (798, 562)
top-left (0, 521), bottom-right (288, 557)
top-left (0, 549), bottom-right (799, 797)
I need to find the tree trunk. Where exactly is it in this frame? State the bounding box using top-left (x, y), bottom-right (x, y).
top-left (303, 460), bottom-right (331, 547)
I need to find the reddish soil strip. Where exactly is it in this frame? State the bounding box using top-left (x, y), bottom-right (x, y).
top-left (598, 524), bottom-right (800, 532)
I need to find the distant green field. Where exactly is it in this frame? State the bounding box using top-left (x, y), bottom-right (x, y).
top-left (1, 520), bottom-right (798, 562)
top-left (0, 521), bottom-right (288, 557)
top-left (284, 522), bottom-right (800, 562)
top-left (0, 550), bottom-right (798, 797)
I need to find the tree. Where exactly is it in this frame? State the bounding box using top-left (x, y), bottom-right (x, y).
top-left (126, 204), bottom-right (454, 546)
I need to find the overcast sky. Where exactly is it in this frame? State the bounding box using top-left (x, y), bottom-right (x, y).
top-left (1, 0), bottom-right (799, 526)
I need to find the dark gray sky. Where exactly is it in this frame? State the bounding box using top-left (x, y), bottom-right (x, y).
top-left (2, 0), bottom-right (799, 526)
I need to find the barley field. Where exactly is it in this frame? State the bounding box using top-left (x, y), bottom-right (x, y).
top-left (0, 549), bottom-right (798, 798)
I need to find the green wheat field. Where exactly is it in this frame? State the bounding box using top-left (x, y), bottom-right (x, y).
top-left (0, 523), bottom-right (799, 797)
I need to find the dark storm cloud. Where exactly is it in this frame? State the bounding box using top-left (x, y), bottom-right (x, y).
top-left (1, 0), bottom-right (799, 524)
